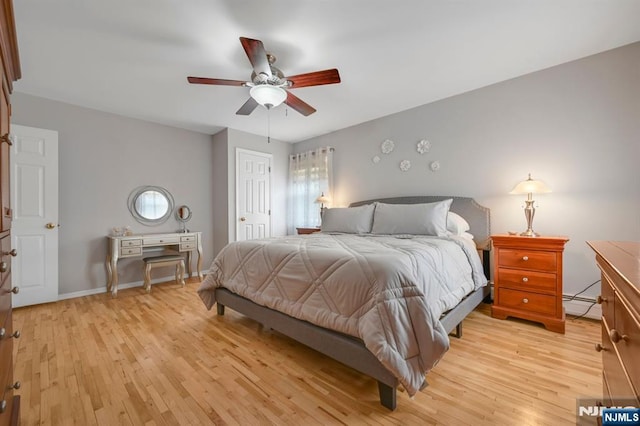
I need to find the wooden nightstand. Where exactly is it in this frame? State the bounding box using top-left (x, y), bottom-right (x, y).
top-left (296, 227), bottom-right (321, 235)
top-left (491, 234), bottom-right (569, 333)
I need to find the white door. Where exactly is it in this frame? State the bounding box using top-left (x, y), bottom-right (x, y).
top-left (10, 124), bottom-right (59, 307)
top-left (236, 149), bottom-right (271, 241)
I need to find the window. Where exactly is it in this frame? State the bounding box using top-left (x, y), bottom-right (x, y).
top-left (287, 147), bottom-right (333, 233)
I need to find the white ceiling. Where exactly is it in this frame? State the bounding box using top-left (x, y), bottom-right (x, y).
top-left (13, 0), bottom-right (640, 143)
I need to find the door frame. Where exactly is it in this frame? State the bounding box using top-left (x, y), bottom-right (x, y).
top-left (235, 148), bottom-right (272, 241)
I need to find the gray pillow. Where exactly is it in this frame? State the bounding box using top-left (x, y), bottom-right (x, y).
top-left (371, 199), bottom-right (453, 236)
top-left (321, 204), bottom-right (375, 234)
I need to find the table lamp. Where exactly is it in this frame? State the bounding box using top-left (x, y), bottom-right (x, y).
top-left (316, 192), bottom-right (330, 221)
top-left (510, 173), bottom-right (551, 237)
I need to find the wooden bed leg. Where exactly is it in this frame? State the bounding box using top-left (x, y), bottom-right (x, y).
top-left (378, 382), bottom-right (396, 410)
top-left (216, 303), bottom-right (225, 315)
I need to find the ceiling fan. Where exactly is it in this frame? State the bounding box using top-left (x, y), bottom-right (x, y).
top-left (187, 37), bottom-right (341, 116)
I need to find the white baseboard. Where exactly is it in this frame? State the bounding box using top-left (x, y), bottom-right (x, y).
top-left (57, 270), bottom-right (209, 301)
top-left (563, 298), bottom-right (601, 320)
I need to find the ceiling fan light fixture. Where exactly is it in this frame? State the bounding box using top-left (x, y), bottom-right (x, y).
top-left (250, 85), bottom-right (287, 109)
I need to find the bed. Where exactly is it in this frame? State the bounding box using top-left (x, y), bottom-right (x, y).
top-left (198, 196), bottom-right (491, 410)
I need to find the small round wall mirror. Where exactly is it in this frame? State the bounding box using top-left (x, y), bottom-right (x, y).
top-left (128, 186), bottom-right (174, 226)
top-left (176, 205), bottom-right (192, 232)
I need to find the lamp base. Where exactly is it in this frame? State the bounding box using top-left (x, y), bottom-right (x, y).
top-left (519, 229), bottom-right (540, 237)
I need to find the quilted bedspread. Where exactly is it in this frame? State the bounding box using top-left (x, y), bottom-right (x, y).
top-left (197, 233), bottom-right (487, 396)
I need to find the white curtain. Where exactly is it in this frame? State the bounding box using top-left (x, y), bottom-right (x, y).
top-left (287, 147), bottom-right (334, 233)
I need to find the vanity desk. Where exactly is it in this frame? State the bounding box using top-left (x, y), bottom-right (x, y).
top-left (106, 231), bottom-right (202, 297)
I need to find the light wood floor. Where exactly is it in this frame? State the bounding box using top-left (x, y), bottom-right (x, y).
top-left (12, 279), bottom-right (601, 425)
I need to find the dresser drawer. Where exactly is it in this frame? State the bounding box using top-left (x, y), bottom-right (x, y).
top-left (120, 239), bottom-right (142, 248)
top-left (180, 242), bottom-right (196, 251)
top-left (143, 236), bottom-right (179, 245)
top-left (602, 318), bottom-right (637, 404)
top-left (612, 295), bottom-right (640, 395)
top-left (180, 235), bottom-right (196, 242)
top-left (497, 268), bottom-right (557, 294)
top-left (120, 247), bottom-right (142, 257)
top-left (498, 249), bottom-right (557, 272)
top-left (497, 288), bottom-right (556, 316)
top-left (600, 274), bottom-right (615, 323)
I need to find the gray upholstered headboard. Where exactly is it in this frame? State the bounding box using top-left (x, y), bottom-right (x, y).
top-left (349, 196), bottom-right (491, 250)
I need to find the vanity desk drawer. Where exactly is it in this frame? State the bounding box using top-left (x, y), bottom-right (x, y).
top-left (180, 235), bottom-right (196, 243)
top-left (143, 236), bottom-right (179, 245)
top-left (120, 239), bottom-right (142, 248)
top-left (120, 247), bottom-right (142, 257)
top-left (180, 242), bottom-right (196, 251)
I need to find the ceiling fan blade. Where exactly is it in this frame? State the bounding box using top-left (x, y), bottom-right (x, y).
top-left (284, 91), bottom-right (316, 116)
top-left (236, 97), bottom-right (259, 115)
top-left (239, 37), bottom-right (272, 78)
top-left (286, 69), bottom-right (341, 88)
top-left (187, 76), bottom-right (246, 86)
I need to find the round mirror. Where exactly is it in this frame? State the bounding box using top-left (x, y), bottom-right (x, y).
top-left (128, 186), bottom-right (174, 226)
top-left (176, 205), bottom-right (192, 222)
top-left (176, 205), bottom-right (192, 232)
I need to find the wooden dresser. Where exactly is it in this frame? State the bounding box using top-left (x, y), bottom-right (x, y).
top-left (0, 1), bottom-right (20, 425)
top-left (491, 234), bottom-right (569, 333)
top-left (587, 241), bottom-right (639, 406)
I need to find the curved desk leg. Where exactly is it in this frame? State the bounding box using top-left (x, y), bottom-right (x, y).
top-left (108, 252), bottom-right (119, 297)
top-left (196, 236), bottom-right (203, 281)
top-left (106, 253), bottom-right (113, 293)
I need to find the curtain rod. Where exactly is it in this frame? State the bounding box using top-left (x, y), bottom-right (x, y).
top-left (290, 147), bottom-right (335, 159)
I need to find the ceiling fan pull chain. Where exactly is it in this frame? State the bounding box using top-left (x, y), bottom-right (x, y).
top-left (267, 109), bottom-right (271, 144)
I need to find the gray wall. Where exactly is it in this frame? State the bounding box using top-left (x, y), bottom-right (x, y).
top-left (294, 42), bottom-right (640, 298)
top-left (12, 93), bottom-right (216, 295)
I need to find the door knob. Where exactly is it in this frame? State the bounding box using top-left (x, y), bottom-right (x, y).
top-left (45, 222), bottom-right (58, 229)
top-left (239, 217), bottom-right (246, 222)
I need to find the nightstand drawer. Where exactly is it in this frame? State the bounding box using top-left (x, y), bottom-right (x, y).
top-left (497, 288), bottom-right (556, 316)
top-left (497, 269), bottom-right (557, 293)
top-left (498, 249), bottom-right (556, 272)
top-left (613, 295), bottom-right (640, 394)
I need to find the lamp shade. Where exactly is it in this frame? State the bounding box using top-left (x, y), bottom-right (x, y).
top-left (510, 174), bottom-right (551, 195)
top-left (316, 194), bottom-right (330, 204)
top-left (249, 85), bottom-right (287, 109)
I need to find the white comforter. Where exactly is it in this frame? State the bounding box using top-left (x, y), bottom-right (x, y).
top-left (198, 233), bottom-right (487, 396)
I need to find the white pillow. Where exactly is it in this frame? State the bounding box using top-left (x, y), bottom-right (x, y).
top-left (371, 199), bottom-right (452, 236)
top-left (447, 212), bottom-right (471, 235)
top-left (321, 204), bottom-right (375, 234)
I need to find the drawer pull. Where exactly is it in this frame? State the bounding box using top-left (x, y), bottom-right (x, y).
top-left (594, 343), bottom-right (608, 352)
top-left (0, 328), bottom-right (20, 339)
top-left (6, 381), bottom-right (20, 390)
top-left (522, 298), bottom-right (529, 304)
top-left (0, 399), bottom-right (6, 413)
top-left (596, 295), bottom-right (607, 304)
top-left (3, 249), bottom-right (17, 257)
top-left (522, 277), bottom-right (529, 282)
top-left (522, 256), bottom-right (529, 261)
top-left (9, 286), bottom-right (19, 294)
top-left (0, 261), bottom-right (7, 273)
top-left (609, 329), bottom-right (628, 343)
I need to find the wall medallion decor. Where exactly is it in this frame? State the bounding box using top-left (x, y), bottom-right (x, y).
top-left (372, 155), bottom-right (381, 164)
top-left (400, 159), bottom-right (411, 172)
top-left (416, 139), bottom-right (431, 154)
top-left (429, 160), bottom-right (441, 172)
top-left (381, 139), bottom-right (395, 154)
